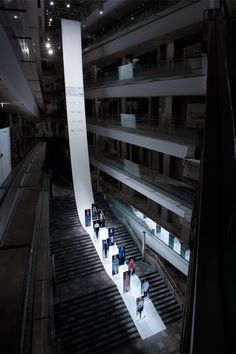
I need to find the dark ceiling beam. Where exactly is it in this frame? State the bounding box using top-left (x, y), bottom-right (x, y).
top-left (0, 7), bottom-right (26, 12)
top-left (12, 36), bottom-right (32, 40)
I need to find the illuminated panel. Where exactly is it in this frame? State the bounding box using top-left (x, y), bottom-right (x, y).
top-left (61, 19), bottom-right (93, 226)
top-left (0, 127), bottom-right (11, 185)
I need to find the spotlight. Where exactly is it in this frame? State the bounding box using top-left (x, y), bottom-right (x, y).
top-left (48, 48), bottom-right (53, 55)
top-left (46, 42), bottom-right (51, 48)
top-left (13, 15), bottom-right (18, 19)
top-left (49, 18), bottom-right (52, 22)
top-left (50, 1), bottom-right (54, 5)
top-left (66, 3), bottom-right (70, 8)
top-left (99, 10), bottom-right (103, 14)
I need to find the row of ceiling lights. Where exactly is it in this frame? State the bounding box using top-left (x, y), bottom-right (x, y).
top-left (45, 0), bottom-right (105, 55)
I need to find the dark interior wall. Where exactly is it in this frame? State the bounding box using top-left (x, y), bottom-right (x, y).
top-left (172, 95), bottom-right (205, 121)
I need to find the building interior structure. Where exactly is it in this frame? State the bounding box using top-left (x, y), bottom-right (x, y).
top-left (0, 0), bottom-right (235, 353)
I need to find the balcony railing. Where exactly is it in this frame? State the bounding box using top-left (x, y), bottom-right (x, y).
top-left (87, 113), bottom-right (202, 145)
top-left (90, 149), bottom-right (195, 205)
top-left (83, 0), bottom-right (184, 50)
top-left (84, 56), bottom-right (207, 88)
top-left (106, 195), bottom-right (190, 263)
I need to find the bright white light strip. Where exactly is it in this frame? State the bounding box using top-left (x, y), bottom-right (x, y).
top-left (85, 225), bottom-right (166, 339)
top-left (61, 19), bottom-right (94, 227)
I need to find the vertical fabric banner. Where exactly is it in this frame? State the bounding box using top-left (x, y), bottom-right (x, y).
top-left (61, 19), bottom-right (93, 227)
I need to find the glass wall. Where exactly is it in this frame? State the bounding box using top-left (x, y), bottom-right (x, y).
top-left (131, 206), bottom-right (190, 261)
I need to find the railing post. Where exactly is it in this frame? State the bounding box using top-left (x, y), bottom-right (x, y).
top-left (142, 231), bottom-right (146, 262)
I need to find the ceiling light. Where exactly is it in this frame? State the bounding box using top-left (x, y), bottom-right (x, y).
top-left (46, 42), bottom-right (51, 48)
top-left (13, 15), bottom-right (18, 19)
top-left (47, 38), bottom-right (50, 41)
top-left (99, 10), bottom-right (103, 14)
top-left (49, 18), bottom-right (52, 22)
top-left (48, 48), bottom-right (53, 55)
top-left (50, 1), bottom-right (54, 5)
top-left (66, 3), bottom-right (70, 8)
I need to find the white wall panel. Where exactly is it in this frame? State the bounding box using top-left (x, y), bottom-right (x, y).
top-left (0, 127), bottom-right (11, 185)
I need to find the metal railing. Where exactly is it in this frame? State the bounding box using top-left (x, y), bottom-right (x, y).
top-left (108, 197), bottom-right (185, 305)
top-left (85, 55), bottom-right (206, 87)
top-left (83, 0), bottom-right (185, 49)
top-left (19, 178), bottom-right (46, 353)
top-left (107, 196), bottom-right (190, 260)
top-left (90, 149), bottom-right (195, 205)
top-left (87, 113), bottom-right (203, 143)
top-left (19, 172), bottom-right (57, 353)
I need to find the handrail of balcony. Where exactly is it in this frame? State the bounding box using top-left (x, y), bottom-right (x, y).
top-left (99, 181), bottom-right (183, 237)
top-left (19, 171), bottom-right (56, 353)
top-left (87, 114), bottom-right (200, 158)
top-left (87, 113), bottom-right (204, 133)
top-left (83, 0), bottom-right (189, 50)
top-left (19, 174), bottom-right (46, 353)
top-left (84, 55), bottom-right (206, 88)
top-left (92, 149), bottom-right (194, 204)
top-left (106, 195), bottom-right (190, 256)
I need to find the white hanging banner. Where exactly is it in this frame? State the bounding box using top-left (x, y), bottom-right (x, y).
top-left (61, 19), bottom-right (93, 227)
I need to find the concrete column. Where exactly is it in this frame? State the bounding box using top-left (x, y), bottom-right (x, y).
top-left (148, 97), bottom-right (151, 126)
top-left (8, 113), bottom-right (13, 127)
top-left (96, 168), bottom-right (100, 192)
top-left (95, 99), bottom-right (100, 118)
top-left (167, 42), bottom-right (175, 61)
top-left (163, 154), bottom-right (171, 176)
top-left (121, 142), bottom-right (126, 159)
top-left (159, 96), bottom-right (173, 128)
top-left (161, 207), bottom-right (169, 224)
top-left (121, 98), bottom-right (126, 113)
top-left (93, 65), bottom-right (98, 81)
top-left (142, 231), bottom-right (146, 262)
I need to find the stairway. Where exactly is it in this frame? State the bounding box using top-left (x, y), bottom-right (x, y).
top-left (93, 193), bottom-right (183, 325)
top-left (54, 285), bottom-right (139, 354)
top-left (49, 194), bottom-right (140, 353)
top-left (139, 272), bottom-right (183, 325)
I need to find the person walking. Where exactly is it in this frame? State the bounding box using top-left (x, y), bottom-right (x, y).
top-left (94, 220), bottom-right (100, 239)
top-left (128, 257), bottom-right (136, 275)
top-left (142, 279), bottom-right (149, 298)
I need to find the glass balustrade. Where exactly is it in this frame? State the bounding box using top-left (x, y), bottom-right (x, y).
top-left (87, 114), bottom-right (198, 149)
top-left (107, 196), bottom-right (190, 262)
top-left (90, 149), bottom-right (194, 204)
top-left (85, 55), bottom-right (207, 87)
top-left (83, 0), bottom-right (183, 49)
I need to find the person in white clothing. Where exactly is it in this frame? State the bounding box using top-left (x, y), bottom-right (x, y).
top-left (142, 279), bottom-right (149, 298)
